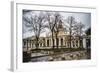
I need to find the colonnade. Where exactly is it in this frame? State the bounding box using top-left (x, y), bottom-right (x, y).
top-left (23, 36), bottom-right (87, 50)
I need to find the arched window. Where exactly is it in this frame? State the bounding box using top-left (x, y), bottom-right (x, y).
top-left (47, 39), bottom-right (49, 47)
top-left (57, 38), bottom-right (59, 46)
top-left (32, 40), bottom-right (34, 48)
top-left (72, 41), bottom-right (75, 48)
top-left (76, 40), bottom-right (78, 47)
top-left (61, 38), bottom-right (63, 46)
top-left (24, 41), bottom-right (26, 46)
top-left (53, 39), bottom-right (54, 46)
top-left (30, 40), bottom-right (31, 48)
top-left (43, 38), bottom-right (45, 47)
top-left (23, 40), bottom-right (26, 48)
top-left (40, 43), bottom-right (42, 47)
top-left (49, 39), bottom-right (51, 47)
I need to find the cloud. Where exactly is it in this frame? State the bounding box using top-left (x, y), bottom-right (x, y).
top-left (23, 10), bottom-right (91, 38)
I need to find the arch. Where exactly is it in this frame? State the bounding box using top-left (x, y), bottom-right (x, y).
top-left (43, 38), bottom-right (45, 47)
top-left (72, 41), bottom-right (75, 48)
top-left (76, 40), bottom-right (78, 47)
top-left (61, 38), bottom-right (63, 46)
top-left (56, 38), bottom-right (59, 47)
top-left (47, 39), bottom-right (49, 47)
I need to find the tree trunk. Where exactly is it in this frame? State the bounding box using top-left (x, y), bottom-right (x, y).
top-left (35, 38), bottom-right (39, 49)
top-left (55, 34), bottom-right (58, 49)
top-left (69, 28), bottom-right (72, 49)
top-left (27, 39), bottom-right (28, 51)
top-left (79, 36), bottom-right (83, 49)
top-left (51, 32), bottom-right (54, 49)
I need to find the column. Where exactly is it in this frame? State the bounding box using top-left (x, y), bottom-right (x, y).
top-left (65, 41), bottom-right (68, 48)
top-left (42, 42), bottom-right (43, 47)
top-left (59, 38), bottom-right (61, 47)
top-left (49, 38), bottom-right (51, 47)
top-left (76, 40), bottom-right (77, 48)
top-left (30, 40), bottom-right (32, 49)
top-left (74, 40), bottom-right (76, 48)
top-left (29, 40), bottom-right (31, 48)
top-left (32, 40), bottom-right (33, 49)
top-left (54, 38), bottom-right (56, 47)
top-left (71, 41), bottom-right (73, 48)
top-left (78, 40), bottom-right (80, 47)
top-left (31, 40), bottom-right (32, 49)
top-left (50, 38), bottom-right (52, 47)
top-left (30, 40), bottom-right (31, 48)
top-left (24, 40), bottom-right (26, 48)
top-left (45, 38), bottom-right (47, 47)
top-left (26, 39), bottom-right (28, 51)
top-left (32, 40), bottom-right (33, 48)
top-left (63, 37), bottom-right (65, 46)
top-left (83, 38), bottom-right (86, 49)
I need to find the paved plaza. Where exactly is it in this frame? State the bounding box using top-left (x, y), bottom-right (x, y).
top-left (28, 49), bottom-right (90, 62)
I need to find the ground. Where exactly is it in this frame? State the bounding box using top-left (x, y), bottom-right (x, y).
top-left (23, 48), bottom-right (91, 62)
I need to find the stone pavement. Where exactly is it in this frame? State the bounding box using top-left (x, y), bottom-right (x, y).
top-left (30, 50), bottom-right (90, 62)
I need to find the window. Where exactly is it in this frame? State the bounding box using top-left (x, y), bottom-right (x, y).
top-left (53, 39), bottom-right (54, 46)
top-left (72, 41), bottom-right (75, 47)
top-left (23, 40), bottom-right (26, 48)
top-left (43, 38), bottom-right (45, 47)
top-left (40, 43), bottom-right (42, 47)
top-left (47, 39), bottom-right (49, 47)
top-left (76, 40), bottom-right (78, 47)
top-left (61, 38), bottom-right (63, 46)
top-left (30, 40), bottom-right (31, 48)
top-left (57, 38), bottom-right (59, 46)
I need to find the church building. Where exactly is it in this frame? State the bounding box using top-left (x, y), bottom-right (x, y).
top-left (23, 23), bottom-right (90, 52)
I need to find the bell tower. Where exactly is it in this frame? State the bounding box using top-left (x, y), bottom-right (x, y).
top-left (58, 20), bottom-right (64, 31)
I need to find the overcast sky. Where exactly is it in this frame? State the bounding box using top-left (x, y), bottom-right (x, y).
top-left (22, 10), bottom-right (91, 38)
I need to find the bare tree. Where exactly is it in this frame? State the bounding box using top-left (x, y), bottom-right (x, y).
top-left (45, 12), bottom-right (56, 49)
top-left (53, 13), bottom-right (62, 49)
top-left (66, 16), bottom-right (75, 49)
top-left (46, 12), bottom-right (62, 49)
top-left (73, 21), bottom-right (85, 48)
top-left (77, 22), bottom-right (84, 48)
top-left (23, 12), bottom-right (46, 49)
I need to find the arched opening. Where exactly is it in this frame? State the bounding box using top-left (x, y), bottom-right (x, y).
top-left (23, 40), bottom-right (26, 48)
top-left (43, 38), bottom-right (45, 47)
top-left (47, 39), bottom-right (49, 47)
top-left (40, 43), bottom-right (42, 47)
top-left (72, 41), bottom-right (75, 48)
top-left (76, 40), bottom-right (78, 47)
top-left (56, 38), bottom-right (59, 47)
top-left (53, 39), bottom-right (55, 47)
top-left (61, 38), bottom-right (63, 46)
